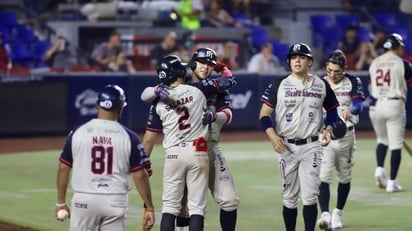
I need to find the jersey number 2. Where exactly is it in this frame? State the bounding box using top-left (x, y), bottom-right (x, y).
top-left (376, 69), bottom-right (391, 86)
top-left (91, 146), bottom-right (113, 175)
top-left (177, 107), bottom-right (191, 130)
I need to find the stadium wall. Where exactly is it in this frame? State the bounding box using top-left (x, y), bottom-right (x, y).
top-left (1, 73), bottom-right (411, 137)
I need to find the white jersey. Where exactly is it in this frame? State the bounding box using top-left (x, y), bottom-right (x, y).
top-left (60, 119), bottom-right (150, 194)
top-left (260, 73), bottom-right (339, 139)
top-left (369, 52), bottom-right (410, 101)
top-left (146, 84), bottom-right (209, 148)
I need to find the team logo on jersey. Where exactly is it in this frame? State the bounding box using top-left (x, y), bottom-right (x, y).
top-left (286, 113), bottom-right (293, 122)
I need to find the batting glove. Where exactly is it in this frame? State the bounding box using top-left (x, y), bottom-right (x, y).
top-left (144, 164), bottom-right (153, 177)
top-left (213, 61), bottom-right (227, 73)
top-left (154, 83), bottom-right (170, 100)
top-left (202, 110), bottom-right (216, 125)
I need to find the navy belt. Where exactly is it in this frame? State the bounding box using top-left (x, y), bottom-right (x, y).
top-left (286, 136), bottom-right (319, 145)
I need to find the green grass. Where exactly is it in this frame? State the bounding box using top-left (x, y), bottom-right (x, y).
top-left (1, 138), bottom-right (412, 230)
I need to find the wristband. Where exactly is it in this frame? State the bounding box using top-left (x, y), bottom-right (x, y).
top-left (56, 202), bottom-right (66, 207)
top-left (260, 116), bottom-right (274, 131)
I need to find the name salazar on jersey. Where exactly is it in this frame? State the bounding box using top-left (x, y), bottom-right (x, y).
top-left (165, 96), bottom-right (194, 111)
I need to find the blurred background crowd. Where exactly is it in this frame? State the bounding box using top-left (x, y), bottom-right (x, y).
top-left (0, 0), bottom-right (411, 75)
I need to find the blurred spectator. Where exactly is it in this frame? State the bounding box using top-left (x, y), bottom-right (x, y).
top-left (247, 42), bottom-right (285, 74)
top-left (202, 0), bottom-right (243, 28)
top-left (355, 41), bottom-right (377, 70)
top-left (217, 40), bottom-right (240, 70)
top-left (80, 0), bottom-right (117, 22)
top-left (233, 0), bottom-right (251, 20)
top-left (372, 29), bottom-right (388, 55)
top-left (43, 35), bottom-right (78, 68)
top-left (338, 25), bottom-right (361, 70)
top-left (0, 33), bottom-right (12, 73)
top-left (150, 31), bottom-right (180, 67)
top-left (91, 31), bottom-right (122, 67)
top-left (108, 51), bottom-right (136, 74)
top-left (178, 0), bottom-right (204, 30)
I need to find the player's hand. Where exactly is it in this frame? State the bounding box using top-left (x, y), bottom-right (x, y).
top-left (339, 109), bottom-right (352, 121)
top-left (271, 135), bottom-right (287, 153)
top-left (221, 66), bottom-right (232, 77)
top-left (154, 83), bottom-right (170, 100)
top-left (143, 207), bottom-right (155, 230)
top-left (144, 164), bottom-right (153, 177)
top-left (202, 110), bottom-right (216, 125)
top-left (320, 127), bottom-right (332, 146)
top-left (213, 61), bottom-right (227, 73)
top-left (55, 203), bottom-right (70, 222)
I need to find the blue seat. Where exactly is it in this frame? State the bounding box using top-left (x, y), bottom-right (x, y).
top-left (321, 25), bottom-right (344, 48)
top-left (15, 26), bottom-right (37, 42)
top-left (310, 14), bottom-right (333, 31)
top-left (0, 11), bottom-right (18, 27)
top-left (357, 26), bottom-right (371, 42)
top-left (10, 42), bottom-right (33, 66)
top-left (0, 26), bottom-right (12, 43)
top-left (272, 42), bottom-right (289, 64)
top-left (251, 26), bottom-right (269, 50)
top-left (387, 26), bottom-right (409, 40)
top-left (373, 12), bottom-right (398, 27)
top-left (32, 40), bottom-right (50, 58)
top-left (335, 14), bottom-right (359, 28)
top-left (404, 39), bottom-right (412, 54)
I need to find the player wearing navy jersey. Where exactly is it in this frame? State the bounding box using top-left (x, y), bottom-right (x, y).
top-left (141, 48), bottom-right (239, 231)
top-left (369, 33), bottom-right (412, 193)
top-left (259, 43), bottom-right (340, 231)
top-left (55, 85), bottom-right (155, 231)
top-left (317, 50), bottom-right (365, 230)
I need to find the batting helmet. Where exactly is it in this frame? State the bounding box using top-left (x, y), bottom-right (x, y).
top-left (97, 85), bottom-right (127, 111)
top-left (331, 116), bottom-right (347, 140)
top-left (383, 33), bottom-right (405, 50)
top-left (190, 47), bottom-right (217, 70)
top-left (157, 55), bottom-right (187, 85)
top-left (287, 43), bottom-right (313, 60)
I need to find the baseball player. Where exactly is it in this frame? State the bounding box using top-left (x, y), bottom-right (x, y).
top-left (317, 50), bottom-right (365, 230)
top-left (55, 85), bottom-right (155, 231)
top-left (141, 48), bottom-right (239, 231)
top-left (142, 55), bottom-right (237, 231)
top-left (368, 33), bottom-right (412, 193)
top-left (259, 43), bottom-right (340, 231)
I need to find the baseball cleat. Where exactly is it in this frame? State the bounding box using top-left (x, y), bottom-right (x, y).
top-left (318, 211), bottom-right (332, 230)
top-left (331, 208), bottom-right (343, 229)
top-left (386, 180), bottom-right (402, 193)
top-left (374, 167), bottom-right (387, 189)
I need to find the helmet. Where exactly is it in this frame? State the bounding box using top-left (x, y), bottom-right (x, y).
top-left (383, 33), bottom-right (405, 50)
top-left (190, 48), bottom-right (217, 70)
top-left (157, 55), bottom-right (187, 85)
top-left (97, 85), bottom-right (127, 111)
top-left (287, 43), bottom-right (313, 60)
top-left (331, 116), bottom-right (347, 140)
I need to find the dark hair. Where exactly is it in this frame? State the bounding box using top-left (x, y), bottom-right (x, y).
top-left (326, 49), bottom-right (346, 68)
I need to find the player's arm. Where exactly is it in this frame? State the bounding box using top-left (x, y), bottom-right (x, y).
top-left (132, 169), bottom-right (155, 230)
top-left (190, 76), bottom-right (237, 98)
top-left (141, 84), bottom-right (171, 103)
top-left (403, 60), bottom-right (412, 87)
top-left (322, 79), bottom-right (340, 146)
top-left (259, 103), bottom-right (286, 153)
top-left (203, 91), bottom-right (233, 126)
top-left (142, 104), bottom-right (162, 156)
top-left (143, 130), bottom-right (158, 157)
top-left (55, 133), bottom-right (74, 221)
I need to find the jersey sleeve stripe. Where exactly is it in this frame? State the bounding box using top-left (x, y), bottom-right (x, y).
top-left (260, 99), bottom-right (275, 108)
top-left (222, 109), bottom-right (232, 125)
top-left (146, 127), bottom-right (162, 132)
top-left (212, 79), bottom-right (220, 93)
top-left (59, 157), bottom-right (72, 167)
top-left (325, 103), bottom-right (339, 111)
top-left (130, 161), bottom-right (151, 172)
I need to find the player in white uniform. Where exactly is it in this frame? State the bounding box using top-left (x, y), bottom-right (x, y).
top-left (368, 33), bottom-right (412, 193)
top-left (259, 43), bottom-right (340, 231)
top-left (142, 55), bottom-right (237, 231)
top-left (141, 48), bottom-right (239, 231)
top-left (55, 85), bottom-right (155, 231)
top-left (317, 50), bottom-right (365, 230)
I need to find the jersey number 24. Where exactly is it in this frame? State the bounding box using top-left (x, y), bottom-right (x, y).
top-left (375, 69), bottom-right (391, 86)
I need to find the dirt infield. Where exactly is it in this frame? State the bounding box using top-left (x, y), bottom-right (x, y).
top-left (0, 129), bottom-right (410, 230)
